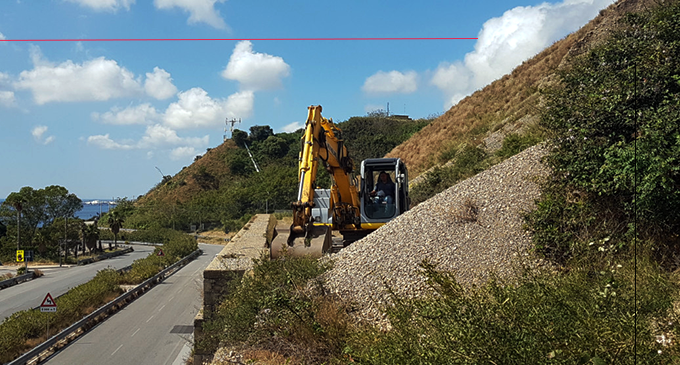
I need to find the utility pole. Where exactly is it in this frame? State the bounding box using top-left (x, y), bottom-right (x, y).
top-left (15, 202), bottom-right (21, 251)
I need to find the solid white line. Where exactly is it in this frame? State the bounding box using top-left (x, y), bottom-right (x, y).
top-left (131, 328), bottom-right (140, 337)
top-left (111, 344), bottom-right (123, 356)
top-left (146, 314), bottom-right (154, 323)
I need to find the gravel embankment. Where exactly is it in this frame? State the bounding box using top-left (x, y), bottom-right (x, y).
top-left (324, 144), bottom-right (551, 325)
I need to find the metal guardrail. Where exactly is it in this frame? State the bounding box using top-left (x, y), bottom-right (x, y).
top-left (0, 272), bottom-right (35, 290)
top-left (76, 247), bottom-right (133, 266)
top-left (7, 249), bottom-right (203, 365)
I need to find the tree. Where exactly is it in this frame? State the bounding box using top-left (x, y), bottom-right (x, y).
top-left (43, 185), bottom-right (83, 226)
top-left (249, 125), bottom-right (274, 142)
top-left (232, 129), bottom-right (249, 147)
top-left (81, 222), bottom-right (100, 253)
top-left (107, 211), bottom-right (124, 250)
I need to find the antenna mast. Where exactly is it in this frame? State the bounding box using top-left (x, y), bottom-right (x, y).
top-left (224, 118), bottom-right (242, 142)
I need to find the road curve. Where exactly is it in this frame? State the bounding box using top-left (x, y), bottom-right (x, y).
top-left (46, 243), bottom-right (224, 365)
top-left (0, 245), bottom-right (155, 322)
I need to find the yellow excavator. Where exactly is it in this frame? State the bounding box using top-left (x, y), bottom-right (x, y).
top-left (270, 105), bottom-right (410, 258)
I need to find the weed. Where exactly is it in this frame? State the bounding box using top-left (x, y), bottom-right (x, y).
top-left (451, 198), bottom-right (479, 224)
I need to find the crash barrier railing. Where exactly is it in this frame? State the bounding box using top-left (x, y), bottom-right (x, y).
top-left (7, 248), bottom-right (203, 365)
top-left (76, 247), bottom-right (134, 266)
top-left (100, 240), bottom-right (164, 246)
top-left (0, 272), bottom-right (35, 290)
top-left (27, 264), bottom-right (135, 312)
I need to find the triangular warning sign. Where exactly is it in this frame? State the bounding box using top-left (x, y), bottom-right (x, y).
top-left (41, 293), bottom-right (57, 307)
top-left (157, 249), bottom-right (165, 257)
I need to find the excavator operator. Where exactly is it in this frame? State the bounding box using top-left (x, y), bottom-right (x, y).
top-left (370, 171), bottom-right (395, 204)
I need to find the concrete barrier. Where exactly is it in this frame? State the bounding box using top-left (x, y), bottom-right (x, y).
top-left (0, 272), bottom-right (35, 290)
top-left (193, 214), bottom-right (277, 365)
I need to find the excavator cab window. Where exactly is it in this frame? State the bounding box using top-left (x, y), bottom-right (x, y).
top-left (364, 168), bottom-right (397, 219)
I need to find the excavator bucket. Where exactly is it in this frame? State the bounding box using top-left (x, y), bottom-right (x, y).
top-left (270, 225), bottom-right (331, 259)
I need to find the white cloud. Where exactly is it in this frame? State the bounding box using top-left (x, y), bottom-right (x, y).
top-left (144, 67), bottom-right (178, 100)
top-left (362, 70), bottom-right (418, 95)
top-left (87, 134), bottom-right (134, 150)
top-left (0, 32), bottom-right (5, 40)
top-left (431, 0), bottom-right (615, 108)
top-left (87, 124), bottom-right (208, 152)
top-left (92, 103), bottom-right (159, 125)
top-left (65, 0), bottom-right (135, 12)
top-left (222, 41), bottom-right (290, 91)
top-left (15, 55), bottom-right (143, 104)
top-left (0, 91), bottom-right (16, 107)
top-left (138, 124), bottom-right (209, 148)
top-left (31, 125), bottom-right (55, 145)
top-left (163, 88), bottom-right (253, 129)
top-left (170, 146), bottom-right (197, 160)
top-left (279, 121), bottom-right (303, 133)
top-left (154, 0), bottom-right (227, 29)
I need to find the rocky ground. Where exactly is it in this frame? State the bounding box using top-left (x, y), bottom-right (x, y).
top-left (323, 144), bottom-right (552, 327)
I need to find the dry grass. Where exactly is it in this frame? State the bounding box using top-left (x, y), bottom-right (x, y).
top-left (451, 198), bottom-right (480, 224)
top-left (138, 139), bottom-right (239, 206)
top-left (386, 0), bottom-right (653, 176)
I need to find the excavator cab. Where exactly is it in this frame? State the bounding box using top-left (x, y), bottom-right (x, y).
top-left (360, 158), bottom-right (409, 224)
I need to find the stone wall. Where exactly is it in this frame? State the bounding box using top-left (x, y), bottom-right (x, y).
top-left (193, 214), bottom-right (277, 365)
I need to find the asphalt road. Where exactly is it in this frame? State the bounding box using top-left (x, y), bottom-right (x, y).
top-left (46, 243), bottom-right (224, 365)
top-left (0, 245), bottom-right (156, 322)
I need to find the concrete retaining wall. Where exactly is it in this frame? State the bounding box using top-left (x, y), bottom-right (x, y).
top-left (193, 214), bottom-right (277, 365)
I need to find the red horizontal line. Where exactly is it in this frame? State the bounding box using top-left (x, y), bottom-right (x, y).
top-left (0, 37), bottom-right (477, 42)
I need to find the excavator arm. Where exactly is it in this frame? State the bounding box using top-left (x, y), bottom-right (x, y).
top-left (290, 105), bottom-right (361, 244)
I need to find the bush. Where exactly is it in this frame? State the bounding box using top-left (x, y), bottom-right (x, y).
top-left (410, 145), bottom-right (488, 206)
top-left (495, 132), bottom-right (543, 160)
top-left (349, 254), bottom-right (676, 364)
top-left (201, 254), bottom-right (347, 363)
top-left (529, 2), bottom-right (680, 260)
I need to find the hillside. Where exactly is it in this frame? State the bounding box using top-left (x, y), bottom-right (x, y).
top-left (138, 139), bottom-right (240, 206)
top-left (387, 0), bottom-right (655, 176)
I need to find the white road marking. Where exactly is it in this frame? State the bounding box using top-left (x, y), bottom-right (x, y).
top-left (168, 295), bottom-right (175, 301)
top-left (158, 304), bottom-right (166, 312)
top-left (146, 314), bottom-right (154, 323)
top-left (111, 344), bottom-right (123, 356)
top-left (131, 328), bottom-right (140, 337)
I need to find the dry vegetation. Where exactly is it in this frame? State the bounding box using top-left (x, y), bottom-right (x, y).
top-left (138, 139), bottom-right (240, 206)
top-left (387, 0), bottom-right (655, 176)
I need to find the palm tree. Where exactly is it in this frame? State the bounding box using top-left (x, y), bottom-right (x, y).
top-left (107, 211), bottom-right (124, 250)
top-left (81, 222), bottom-right (100, 254)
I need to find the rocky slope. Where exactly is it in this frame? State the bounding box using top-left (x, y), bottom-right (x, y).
top-left (324, 144), bottom-right (551, 326)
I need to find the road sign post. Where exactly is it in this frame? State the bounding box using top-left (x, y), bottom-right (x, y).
top-left (40, 293), bottom-right (57, 338)
top-left (40, 293), bottom-right (57, 313)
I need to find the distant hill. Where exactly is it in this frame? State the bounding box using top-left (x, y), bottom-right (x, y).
top-left (387, 0), bottom-right (655, 177)
top-left (127, 116), bottom-right (431, 230)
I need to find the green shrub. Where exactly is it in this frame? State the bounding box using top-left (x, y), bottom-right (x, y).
top-left (201, 254), bottom-right (346, 363)
top-left (495, 132), bottom-right (543, 160)
top-left (411, 145), bottom-right (488, 206)
top-left (529, 2), bottom-right (680, 260)
top-left (349, 254), bottom-right (676, 364)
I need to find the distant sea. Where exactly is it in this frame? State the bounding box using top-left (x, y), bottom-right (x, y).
top-left (0, 198), bottom-right (115, 220)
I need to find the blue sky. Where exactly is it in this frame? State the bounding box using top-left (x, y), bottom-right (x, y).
top-left (0, 0), bottom-right (614, 199)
